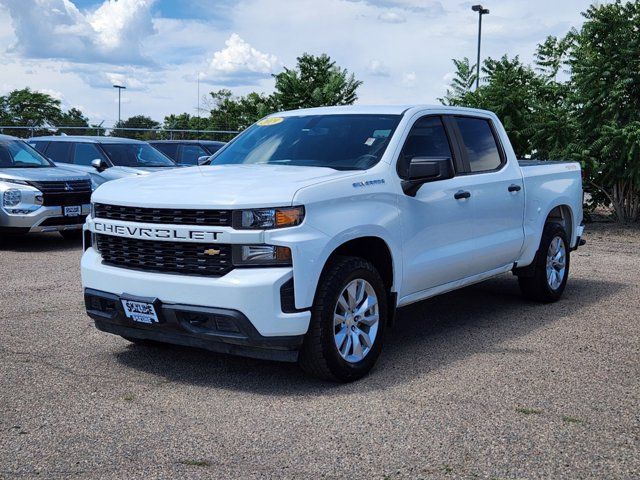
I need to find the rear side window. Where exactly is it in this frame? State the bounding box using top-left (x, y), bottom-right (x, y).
top-left (454, 117), bottom-right (502, 172)
top-left (152, 143), bottom-right (178, 160)
top-left (398, 116), bottom-right (452, 178)
top-left (44, 142), bottom-right (73, 163)
top-left (74, 143), bottom-right (106, 166)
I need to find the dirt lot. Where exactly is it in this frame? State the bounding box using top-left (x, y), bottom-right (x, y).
top-left (0, 223), bottom-right (638, 479)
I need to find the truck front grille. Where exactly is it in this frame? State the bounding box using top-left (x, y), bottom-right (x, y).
top-left (95, 234), bottom-right (233, 277)
top-left (28, 180), bottom-right (92, 206)
top-left (94, 203), bottom-right (232, 227)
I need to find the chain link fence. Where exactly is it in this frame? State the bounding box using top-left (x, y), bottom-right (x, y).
top-left (0, 125), bottom-right (239, 142)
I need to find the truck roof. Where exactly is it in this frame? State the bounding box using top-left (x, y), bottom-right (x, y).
top-left (30, 135), bottom-right (147, 144)
top-left (275, 104), bottom-right (497, 117)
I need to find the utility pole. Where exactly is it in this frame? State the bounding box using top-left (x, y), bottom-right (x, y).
top-left (113, 85), bottom-right (126, 125)
top-left (471, 5), bottom-right (490, 90)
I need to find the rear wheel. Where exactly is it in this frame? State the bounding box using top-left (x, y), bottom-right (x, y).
top-left (518, 222), bottom-right (570, 303)
top-left (299, 256), bottom-right (387, 382)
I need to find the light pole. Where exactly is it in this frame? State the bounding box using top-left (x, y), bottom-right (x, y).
top-left (113, 84), bottom-right (126, 125)
top-left (471, 4), bottom-right (490, 90)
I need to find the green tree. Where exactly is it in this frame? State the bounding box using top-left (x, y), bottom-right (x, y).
top-left (112, 115), bottom-right (160, 140)
top-left (206, 89), bottom-right (277, 133)
top-left (570, 1), bottom-right (640, 222)
top-left (0, 88), bottom-right (64, 137)
top-left (58, 107), bottom-right (90, 135)
top-left (439, 57), bottom-right (477, 106)
top-left (272, 53), bottom-right (362, 110)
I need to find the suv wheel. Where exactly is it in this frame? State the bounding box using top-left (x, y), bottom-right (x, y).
top-left (299, 256), bottom-right (387, 382)
top-left (518, 222), bottom-right (570, 303)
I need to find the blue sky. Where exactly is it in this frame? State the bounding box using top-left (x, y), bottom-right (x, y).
top-left (0, 0), bottom-right (599, 127)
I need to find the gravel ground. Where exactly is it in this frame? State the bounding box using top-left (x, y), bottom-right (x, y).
top-left (1, 223), bottom-right (638, 479)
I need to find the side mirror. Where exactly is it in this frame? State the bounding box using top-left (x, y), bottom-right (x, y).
top-left (197, 155), bottom-right (211, 166)
top-left (91, 158), bottom-right (108, 172)
top-left (401, 157), bottom-right (454, 196)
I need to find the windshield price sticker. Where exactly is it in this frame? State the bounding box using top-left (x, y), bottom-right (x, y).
top-left (257, 117), bottom-right (284, 126)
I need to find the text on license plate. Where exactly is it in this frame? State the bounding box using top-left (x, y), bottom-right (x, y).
top-left (121, 300), bottom-right (159, 324)
top-left (64, 206), bottom-right (81, 216)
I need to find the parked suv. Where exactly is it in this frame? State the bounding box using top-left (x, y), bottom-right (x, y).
top-left (0, 134), bottom-right (91, 240)
top-left (29, 136), bottom-right (178, 188)
top-left (148, 140), bottom-right (226, 165)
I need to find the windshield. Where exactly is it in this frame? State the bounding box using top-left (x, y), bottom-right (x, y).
top-left (0, 139), bottom-right (53, 168)
top-left (101, 143), bottom-right (176, 168)
top-left (211, 114), bottom-right (401, 170)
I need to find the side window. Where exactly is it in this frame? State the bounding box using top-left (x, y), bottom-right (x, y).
top-left (73, 143), bottom-right (106, 166)
top-left (398, 116), bottom-right (453, 178)
top-left (152, 143), bottom-right (178, 160)
top-left (29, 141), bottom-right (48, 153)
top-left (454, 117), bottom-right (502, 172)
top-left (44, 142), bottom-right (73, 163)
top-left (178, 144), bottom-right (208, 165)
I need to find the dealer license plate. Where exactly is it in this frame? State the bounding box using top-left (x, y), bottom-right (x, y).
top-left (64, 205), bottom-right (81, 216)
top-left (121, 300), bottom-right (159, 324)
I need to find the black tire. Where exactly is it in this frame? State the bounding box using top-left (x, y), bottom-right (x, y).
top-left (518, 222), bottom-right (570, 303)
top-left (60, 230), bottom-right (83, 241)
top-left (299, 256), bottom-right (388, 382)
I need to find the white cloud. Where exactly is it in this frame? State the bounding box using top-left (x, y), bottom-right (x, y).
top-left (402, 71), bottom-right (417, 87)
top-left (378, 10), bottom-right (406, 23)
top-left (200, 33), bottom-right (278, 86)
top-left (1, 0), bottom-right (157, 65)
top-left (367, 59), bottom-right (390, 76)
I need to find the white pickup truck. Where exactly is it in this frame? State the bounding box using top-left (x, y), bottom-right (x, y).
top-left (81, 105), bottom-right (584, 381)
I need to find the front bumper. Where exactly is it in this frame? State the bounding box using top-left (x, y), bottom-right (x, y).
top-left (0, 204), bottom-right (89, 232)
top-left (81, 247), bottom-right (311, 338)
top-left (85, 288), bottom-right (304, 362)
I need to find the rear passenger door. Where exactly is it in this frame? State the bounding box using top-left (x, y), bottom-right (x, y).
top-left (450, 115), bottom-right (525, 273)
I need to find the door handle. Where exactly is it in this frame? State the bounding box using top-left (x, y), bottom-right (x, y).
top-left (508, 184), bottom-right (522, 192)
top-left (454, 190), bottom-right (471, 200)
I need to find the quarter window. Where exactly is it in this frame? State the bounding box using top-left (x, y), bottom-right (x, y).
top-left (454, 117), bottom-right (502, 172)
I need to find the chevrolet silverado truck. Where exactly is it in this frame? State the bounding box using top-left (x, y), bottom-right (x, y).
top-left (1, 134), bottom-right (92, 240)
top-left (81, 105), bottom-right (584, 382)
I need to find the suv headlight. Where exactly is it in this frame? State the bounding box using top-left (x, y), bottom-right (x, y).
top-left (233, 206), bottom-right (304, 230)
top-left (2, 189), bottom-right (21, 207)
top-left (232, 245), bottom-right (292, 266)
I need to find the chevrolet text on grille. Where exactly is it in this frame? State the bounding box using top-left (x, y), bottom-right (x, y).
top-left (93, 221), bottom-right (222, 241)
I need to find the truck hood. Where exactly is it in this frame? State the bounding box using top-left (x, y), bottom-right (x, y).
top-left (92, 164), bottom-right (358, 208)
top-left (0, 166), bottom-right (88, 182)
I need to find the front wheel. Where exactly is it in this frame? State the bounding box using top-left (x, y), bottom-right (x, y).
top-left (518, 222), bottom-right (570, 303)
top-left (299, 256), bottom-right (388, 382)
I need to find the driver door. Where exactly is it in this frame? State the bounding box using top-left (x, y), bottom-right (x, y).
top-left (398, 115), bottom-right (480, 299)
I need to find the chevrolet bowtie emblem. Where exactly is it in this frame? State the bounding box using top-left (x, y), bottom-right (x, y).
top-left (203, 248), bottom-right (220, 256)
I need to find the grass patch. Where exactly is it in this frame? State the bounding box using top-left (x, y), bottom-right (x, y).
top-left (123, 393), bottom-right (135, 402)
top-left (515, 407), bottom-right (543, 415)
top-left (442, 464), bottom-right (453, 474)
top-left (179, 459), bottom-right (211, 467)
top-left (562, 415), bottom-right (584, 424)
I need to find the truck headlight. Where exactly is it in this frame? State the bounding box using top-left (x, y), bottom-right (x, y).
top-left (233, 206), bottom-right (304, 230)
top-left (2, 189), bottom-right (21, 207)
top-left (232, 245), bottom-right (292, 266)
